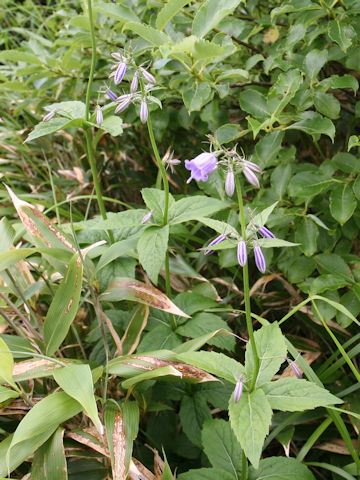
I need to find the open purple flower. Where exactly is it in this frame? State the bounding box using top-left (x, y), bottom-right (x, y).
top-left (237, 241), bottom-right (247, 267)
top-left (185, 152), bottom-right (217, 183)
top-left (258, 226), bottom-right (275, 239)
top-left (254, 245), bottom-right (266, 273)
top-left (204, 234), bottom-right (226, 255)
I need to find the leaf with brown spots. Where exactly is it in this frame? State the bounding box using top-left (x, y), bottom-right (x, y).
top-left (101, 278), bottom-right (190, 317)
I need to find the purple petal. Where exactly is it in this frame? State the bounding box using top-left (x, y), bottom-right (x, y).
top-left (237, 241), bottom-right (247, 266)
top-left (115, 97), bottom-right (131, 113)
top-left (243, 159), bottom-right (262, 173)
top-left (204, 234), bottom-right (226, 255)
top-left (185, 152), bottom-right (217, 183)
top-left (234, 378), bottom-right (243, 403)
top-left (243, 167), bottom-right (260, 188)
top-left (254, 246), bottom-right (266, 273)
top-left (258, 226), bottom-right (275, 239)
top-left (114, 62), bottom-right (127, 84)
top-left (43, 109), bottom-right (57, 122)
top-left (140, 67), bottom-right (156, 84)
top-left (130, 72), bottom-right (139, 93)
top-left (225, 169), bottom-right (235, 197)
top-left (140, 100), bottom-right (148, 123)
top-left (106, 89), bottom-right (118, 101)
top-left (96, 106), bottom-right (103, 125)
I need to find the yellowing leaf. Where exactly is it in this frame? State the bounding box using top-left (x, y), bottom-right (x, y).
top-left (262, 27), bottom-right (279, 44)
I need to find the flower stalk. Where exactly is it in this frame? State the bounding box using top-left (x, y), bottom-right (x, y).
top-left (235, 174), bottom-right (260, 392)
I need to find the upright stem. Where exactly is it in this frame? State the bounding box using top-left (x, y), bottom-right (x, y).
top-left (84, 0), bottom-right (114, 243)
top-left (241, 450), bottom-right (248, 480)
top-left (235, 174), bottom-right (260, 392)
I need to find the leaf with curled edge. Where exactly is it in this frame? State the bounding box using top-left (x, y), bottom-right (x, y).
top-left (5, 185), bottom-right (76, 252)
top-left (101, 278), bottom-right (190, 318)
top-left (108, 355), bottom-right (218, 383)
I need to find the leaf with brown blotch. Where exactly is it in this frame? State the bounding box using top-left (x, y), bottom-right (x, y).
top-left (316, 438), bottom-right (358, 455)
top-left (112, 412), bottom-right (127, 480)
top-left (130, 459), bottom-right (157, 480)
top-left (12, 359), bottom-right (64, 382)
top-left (66, 429), bottom-right (109, 457)
top-left (5, 185), bottom-right (76, 252)
top-left (101, 278), bottom-right (190, 318)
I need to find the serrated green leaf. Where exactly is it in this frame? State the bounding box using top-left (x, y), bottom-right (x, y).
top-left (245, 323), bottom-right (287, 387)
top-left (156, 0), bottom-right (190, 30)
top-left (328, 20), bottom-right (355, 52)
top-left (261, 378), bottom-right (342, 411)
top-left (180, 394), bottom-right (212, 447)
top-left (25, 117), bottom-right (84, 142)
top-left (170, 196), bottom-right (228, 224)
top-left (99, 115), bottom-right (123, 136)
top-left (95, 2), bottom-right (139, 22)
top-left (330, 184), bottom-right (357, 225)
top-left (248, 457), bottom-right (316, 480)
top-left (123, 22), bottom-right (170, 46)
top-left (229, 389), bottom-right (272, 468)
top-left (192, 0), bottom-right (242, 37)
top-left (137, 225), bottom-right (169, 284)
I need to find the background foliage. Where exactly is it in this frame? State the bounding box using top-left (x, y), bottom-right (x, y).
top-left (0, 0), bottom-right (359, 478)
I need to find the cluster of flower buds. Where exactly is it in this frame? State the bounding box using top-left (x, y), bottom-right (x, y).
top-left (106, 51), bottom-right (157, 125)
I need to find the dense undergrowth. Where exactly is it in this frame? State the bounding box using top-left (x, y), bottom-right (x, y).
top-left (0, 0), bottom-right (360, 478)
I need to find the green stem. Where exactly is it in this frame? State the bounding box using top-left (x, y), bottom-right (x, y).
top-left (241, 451), bottom-right (248, 479)
top-left (235, 174), bottom-right (259, 392)
top-left (85, 0), bottom-right (96, 122)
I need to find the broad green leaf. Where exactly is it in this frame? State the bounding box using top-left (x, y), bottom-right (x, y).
top-left (287, 256), bottom-right (316, 283)
top-left (178, 469), bottom-right (236, 480)
top-left (121, 304), bottom-right (149, 355)
top-left (331, 153), bottom-right (360, 174)
top-left (182, 82), bottom-right (213, 112)
top-left (123, 22), bottom-right (170, 46)
top-left (0, 50), bottom-right (43, 65)
top-left (257, 238), bottom-right (299, 248)
top-left (0, 337), bottom-right (17, 390)
top-left (121, 402), bottom-right (139, 472)
top-left (25, 117), bottom-right (84, 142)
top-left (248, 456), bottom-right (316, 480)
top-left (312, 294), bottom-right (359, 326)
top-left (315, 253), bottom-right (353, 282)
top-left (288, 171), bottom-right (332, 198)
top-left (197, 217), bottom-right (239, 238)
top-left (336, 291), bottom-right (360, 328)
top-left (102, 278), bottom-right (189, 317)
top-left (31, 428), bottom-right (67, 480)
top-left (177, 351), bottom-right (244, 384)
top-left (142, 188), bottom-right (175, 218)
top-left (44, 254), bottom-right (83, 355)
top-left (202, 419), bottom-right (242, 477)
top-left (9, 392), bottom-right (82, 453)
top-left (137, 225), bottom-right (169, 284)
top-left (269, 69), bottom-right (303, 114)
top-left (322, 74), bottom-right (359, 95)
top-left (0, 429), bottom-right (57, 477)
top-left (53, 364), bottom-right (103, 434)
top-left (330, 184), bottom-right (357, 225)
top-left (95, 2), bottom-right (139, 22)
top-left (229, 389), bottom-right (272, 468)
top-left (245, 323), bottom-right (287, 387)
top-left (193, 39), bottom-right (224, 63)
top-left (270, 164), bottom-right (292, 199)
top-left (255, 131), bottom-right (284, 166)
top-left (215, 124), bottom-right (244, 144)
top-left (0, 385), bottom-right (19, 404)
top-left (44, 100), bottom-right (86, 119)
top-left (156, 0), bottom-right (190, 30)
top-left (217, 69), bottom-right (249, 82)
top-left (271, 0), bottom-right (321, 18)
top-left (261, 378), bottom-right (342, 411)
top-left (328, 20), bottom-right (355, 52)
top-left (174, 329), bottom-right (233, 353)
top-left (180, 394), bottom-right (212, 447)
top-left (176, 313), bottom-right (235, 351)
top-left (192, 0), bottom-right (242, 38)
top-left (99, 115), bottom-right (123, 137)
top-left (314, 92), bottom-right (340, 119)
top-left (310, 275), bottom-right (348, 295)
top-left (303, 49), bottom-right (328, 80)
top-left (287, 112), bottom-right (335, 141)
top-left (295, 217), bottom-right (319, 257)
top-left (239, 89), bottom-right (270, 120)
top-left (90, 209), bottom-right (147, 234)
top-left (96, 235), bottom-right (139, 272)
top-left (170, 196), bottom-right (227, 224)
top-left (248, 202), bottom-right (278, 229)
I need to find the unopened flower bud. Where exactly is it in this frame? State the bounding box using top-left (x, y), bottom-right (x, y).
top-left (106, 88), bottom-right (118, 101)
top-left (204, 234), bottom-right (226, 255)
top-left (140, 66), bottom-right (156, 84)
top-left (111, 52), bottom-right (123, 61)
top-left (96, 105), bottom-right (103, 125)
top-left (115, 96), bottom-right (131, 114)
top-left (237, 241), bottom-right (247, 267)
top-left (243, 159), bottom-right (262, 173)
top-left (114, 62), bottom-right (127, 84)
top-left (142, 210), bottom-right (154, 224)
top-left (254, 245), bottom-right (266, 273)
top-left (225, 168), bottom-right (235, 197)
top-left (140, 100), bottom-right (148, 124)
top-left (130, 71), bottom-right (139, 93)
top-left (258, 226), bottom-right (275, 239)
top-left (286, 358), bottom-right (303, 378)
top-left (243, 166), bottom-right (260, 188)
top-left (234, 377), bottom-right (243, 403)
top-left (43, 109), bottom-right (57, 122)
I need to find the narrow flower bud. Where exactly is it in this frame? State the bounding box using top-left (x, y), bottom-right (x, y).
top-left (142, 210), bottom-right (154, 224)
top-left (204, 234), bottom-right (226, 255)
top-left (106, 88), bottom-right (118, 101)
top-left (130, 72), bottom-right (139, 93)
top-left (140, 66), bottom-right (156, 84)
top-left (286, 358), bottom-right (303, 378)
top-left (114, 62), bottom-right (127, 84)
top-left (243, 166), bottom-right (260, 188)
top-left (140, 100), bottom-right (148, 124)
top-left (234, 377), bottom-right (243, 403)
top-left (96, 105), bottom-right (103, 125)
top-left (115, 96), bottom-right (131, 114)
top-left (237, 241), bottom-right (247, 267)
top-left (258, 226), bottom-right (275, 239)
top-left (43, 109), bottom-right (57, 122)
top-left (254, 245), bottom-right (266, 273)
top-left (111, 52), bottom-right (123, 61)
top-left (225, 168), bottom-right (235, 197)
top-left (243, 159), bottom-right (262, 173)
